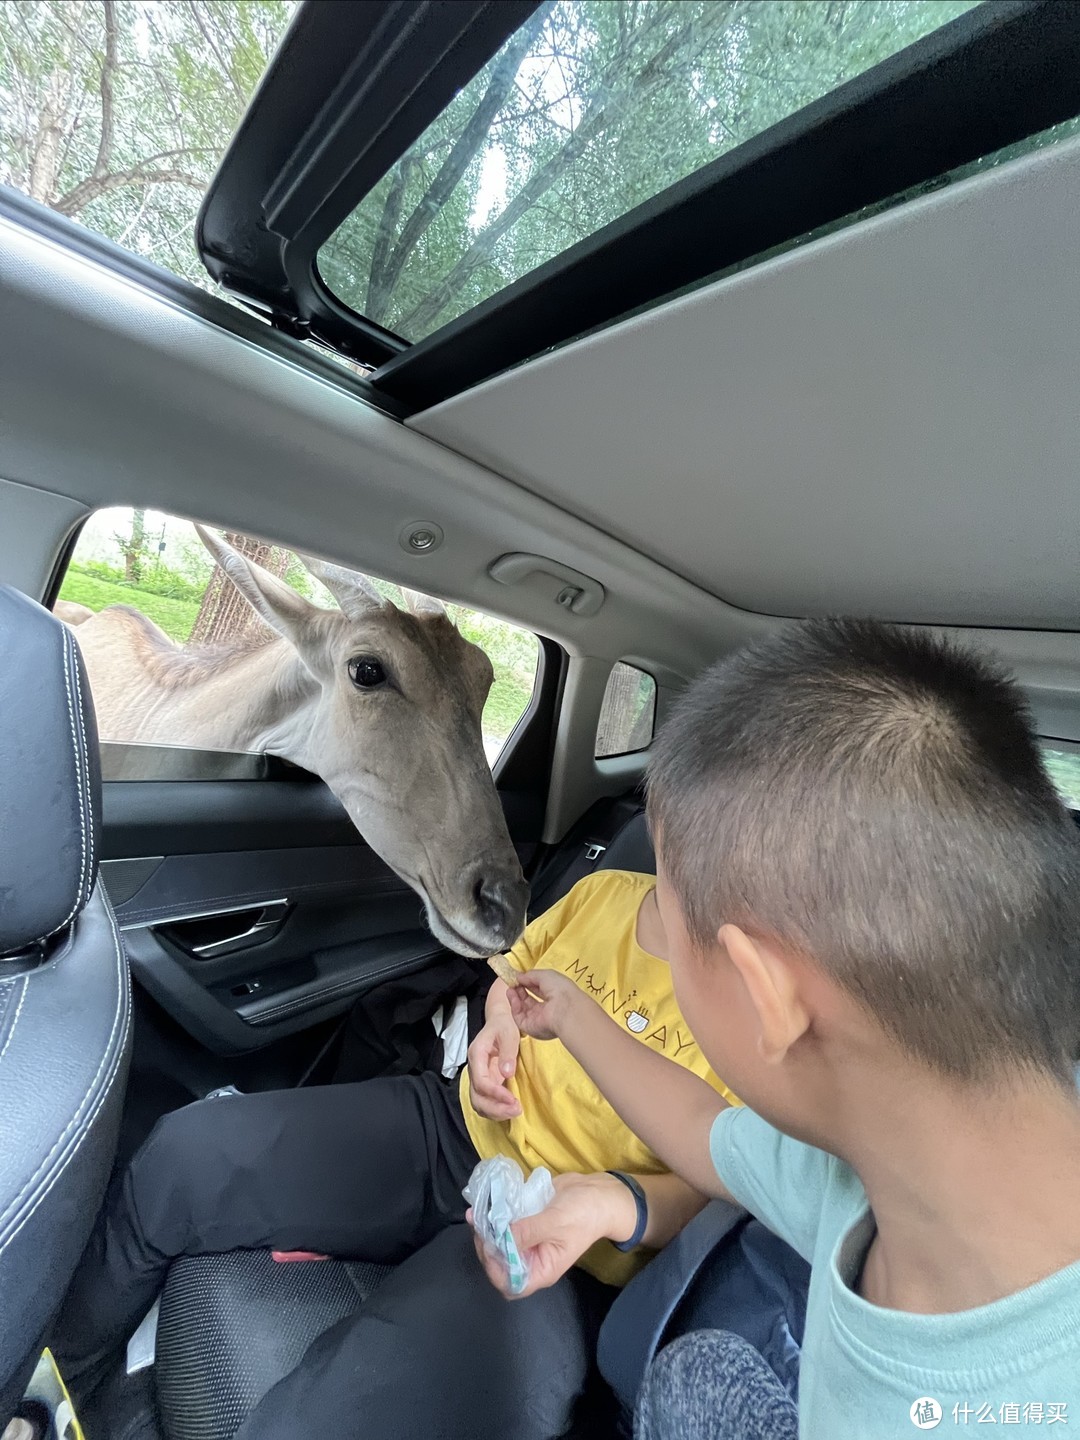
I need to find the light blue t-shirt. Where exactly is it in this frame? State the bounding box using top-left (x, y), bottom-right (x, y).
top-left (710, 1106), bottom-right (1080, 1436)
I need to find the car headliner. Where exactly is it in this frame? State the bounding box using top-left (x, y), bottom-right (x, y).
top-left (412, 133), bottom-right (1080, 635)
top-left (1, 132), bottom-right (1078, 787)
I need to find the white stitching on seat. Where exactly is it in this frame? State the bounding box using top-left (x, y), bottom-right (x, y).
top-left (0, 977), bottom-right (28, 1064)
top-left (0, 892), bottom-right (129, 1251)
top-left (46, 627), bottom-right (91, 937)
top-left (0, 888), bottom-right (128, 1247)
top-left (69, 633), bottom-right (95, 909)
top-left (0, 888), bottom-right (126, 1232)
top-left (0, 979), bottom-right (131, 1258)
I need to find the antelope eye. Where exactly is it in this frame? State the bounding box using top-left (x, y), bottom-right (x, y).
top-left (348, 656), bottom-right (388, 690)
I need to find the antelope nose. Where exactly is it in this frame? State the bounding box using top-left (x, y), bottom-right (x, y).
top-left (473, 874), bottom-right (529, 948)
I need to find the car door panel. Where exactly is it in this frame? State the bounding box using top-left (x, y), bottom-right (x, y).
top-left (108, 841), bottom-right (412, 930)
top-left (121, 926), bottom-right (446, 1055)
top-left (102, 776), bottom-right (543, 1056)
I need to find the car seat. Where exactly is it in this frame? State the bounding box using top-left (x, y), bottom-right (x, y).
top-left (0, 588), bottom-right (131, 1424)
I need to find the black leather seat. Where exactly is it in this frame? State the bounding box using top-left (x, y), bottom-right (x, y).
top-left (154, 810), bottom-right (655, 1440)
top-left (591, 808), bottom-right (654, 876)
top-left (0, 587), bottom-right (131, 1421)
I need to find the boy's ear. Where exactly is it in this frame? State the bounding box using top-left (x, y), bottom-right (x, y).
top-left (719, 924), bottom-right (810, 1064)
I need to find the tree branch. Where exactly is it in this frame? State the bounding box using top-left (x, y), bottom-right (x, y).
top-left (27, 66), bottom-right (71, 204)
top-left (92, 0), bottom-right (118, 179)
top-left (364, 2), bottom-right (554, 324)
top-left (399, 5), bottom-right (738, 336)
top-left (364, 155), bottom-right (415, 316)
top-left (56, 64), bottom-right (93, 181)
top-left (53, 164), bottom-right (206, 216)
top-left (190, 1), bottom-right (246, 105)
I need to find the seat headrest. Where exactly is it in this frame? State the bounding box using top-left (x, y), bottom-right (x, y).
top-left (0, 587), bottom-right (100, 955)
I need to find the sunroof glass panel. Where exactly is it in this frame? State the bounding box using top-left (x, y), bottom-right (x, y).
top-left (319, 0), bottom-right (978, 343)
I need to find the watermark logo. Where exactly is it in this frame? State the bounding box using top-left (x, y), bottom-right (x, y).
top-left (951, 1400), bottom-right (1069, 1425)
top-left (910, 1398), bottom-right (1069, 1427)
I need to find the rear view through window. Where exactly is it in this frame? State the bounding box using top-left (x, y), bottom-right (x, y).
top-left (1043, 745), bottom-right (1080, 811)
top-left (596, 662), bottom-right (657, 758)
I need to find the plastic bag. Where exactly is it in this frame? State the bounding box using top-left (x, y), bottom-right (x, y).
top-left (463, 1155), bottom-right (556, 1295)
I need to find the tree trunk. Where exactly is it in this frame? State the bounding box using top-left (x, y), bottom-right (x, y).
top-left (188, 533), bottom-right (290, 647)
top-left (27, 66), bottom-right (69, 204)
top-left (122, 508), bottom-right (147, 583)
top-left (365, 4), bottom-right (552, 324)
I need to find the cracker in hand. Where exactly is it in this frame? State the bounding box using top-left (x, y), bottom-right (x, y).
top-left (487, 953), bottom-right (520, 987)
top-left (487, 954), bottom-right (542, 1000)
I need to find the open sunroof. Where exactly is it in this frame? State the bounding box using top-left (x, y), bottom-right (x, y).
top-left (197, 0), bottom-right (1080, 415)
top-left (317, 0), bottom-right (978, 345)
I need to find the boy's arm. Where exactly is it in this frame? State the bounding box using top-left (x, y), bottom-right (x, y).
top-left (508, 970), bottom-right (736, 1202)
top-left (622, 1169), bottom-right (710, 1247)
top-left (472, 1168), bottom-right (709, 1300)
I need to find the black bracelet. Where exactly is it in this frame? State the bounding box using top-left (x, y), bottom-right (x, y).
top-left (606, 1170), bottom-right (649, 1252)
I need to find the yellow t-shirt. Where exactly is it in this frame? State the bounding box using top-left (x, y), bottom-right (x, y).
top-left (460, 869), bottom-right (740, 1286)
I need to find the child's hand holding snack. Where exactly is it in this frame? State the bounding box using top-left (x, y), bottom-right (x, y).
top-left (504, 967), bottom-right (580, 1040)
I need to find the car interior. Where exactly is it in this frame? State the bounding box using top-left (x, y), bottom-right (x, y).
top-left (2, 1), bottom-right (1080, 1437)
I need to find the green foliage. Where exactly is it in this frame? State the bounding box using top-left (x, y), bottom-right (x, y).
top-left (446, 604), bottom-right (539, 748)
top-left (67, 557), bottom-right (204, 602)
top-left (484, 673), bottom-right (534, 742)
top-left (58, 567), bottom-right (199, 642)
top-left (169, 534), bottom-right (217, 589)
top-left (70, 557), bottom-right (125, 585)
top-left (282, 552), bottom-right (315, 599)
top-left (9, 6), bottom-right (1074, 765)
top-left (448, 606), bottom-right (539, 690)
top-left (0, 0), bottom-right (293, 287)
top-left (3, 0), bottom-right (983, 333)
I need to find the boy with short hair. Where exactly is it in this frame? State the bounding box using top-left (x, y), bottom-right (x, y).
top-left (498, 619), bottom-right (1080, 1435)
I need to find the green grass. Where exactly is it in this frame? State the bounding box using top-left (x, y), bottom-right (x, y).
top-left (58, 571), bottom-right (199, 643)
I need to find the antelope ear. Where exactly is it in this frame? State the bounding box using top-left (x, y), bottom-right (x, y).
top-left (196, 525), bottom-right (315, 638)
top-left (299, 554), bottom-right (386, 620)
top-left (401, 587), bottom-right (446, 618)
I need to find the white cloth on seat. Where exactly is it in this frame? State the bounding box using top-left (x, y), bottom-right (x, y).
top-left (432, 994), bottom-right (470, 1079)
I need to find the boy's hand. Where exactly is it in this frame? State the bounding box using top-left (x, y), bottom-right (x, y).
top-left (467, 1013), bottom-right (522, 1119)
top-left (470, 1171), bottom-right (635, 1300)
top-left (505, 969), bottom-right (581, 1040)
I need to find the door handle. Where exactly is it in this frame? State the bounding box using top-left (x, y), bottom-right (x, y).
top-left (155, 900), bottom-right (291, 960)
top-left (488, 553), bottom-right (605, 617)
